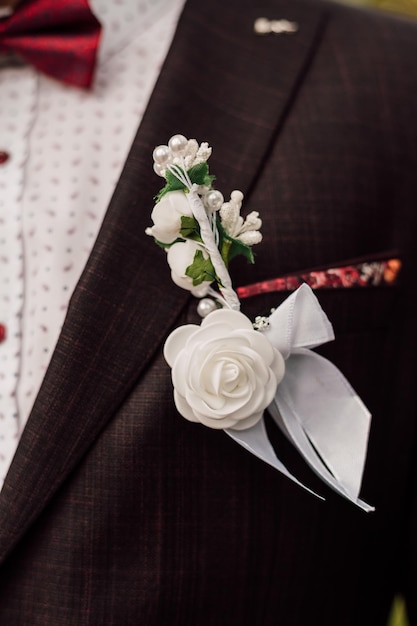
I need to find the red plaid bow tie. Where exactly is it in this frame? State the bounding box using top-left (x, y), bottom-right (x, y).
top-left (0, 0), bottom-right (102, 88)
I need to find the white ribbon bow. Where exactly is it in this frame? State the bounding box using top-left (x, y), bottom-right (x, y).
top-left (226, 284), bottom-right (374, 512)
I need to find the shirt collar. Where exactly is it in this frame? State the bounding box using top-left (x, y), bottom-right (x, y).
top-left (91, 0), bottom-right (185, 66)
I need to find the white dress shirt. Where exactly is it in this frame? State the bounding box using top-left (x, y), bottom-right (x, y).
top-left (0, 0), bottom-right (185, 485)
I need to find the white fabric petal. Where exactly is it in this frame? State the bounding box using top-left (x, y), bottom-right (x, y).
top-left (200, 308), bottom-right (254, 330)
top-left (163, 324), bottom-right (198, 367)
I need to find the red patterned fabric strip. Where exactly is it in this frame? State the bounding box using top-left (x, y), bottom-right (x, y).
top-left (237, 258), bottom-right (401, 299)
top-left (0, 0), bottom-right (101, 88)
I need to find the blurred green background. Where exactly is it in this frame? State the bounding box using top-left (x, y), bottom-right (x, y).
top-left (348, 0), bottom-right (417, 17)
top-left (387, 597), bottom-right (410, 626)
top-left (336, 1), bottom-right (417, 625)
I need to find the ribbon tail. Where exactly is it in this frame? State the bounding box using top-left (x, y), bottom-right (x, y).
top-left (268, 400), bottom-right (374, 512)
top-left (271, 349), bottom-right (374, 512)
top-left (224, 417), bottom-right (324, 500)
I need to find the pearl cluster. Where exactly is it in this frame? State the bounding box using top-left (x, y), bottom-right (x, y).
top-left (153, 134), bottom-right (224, 213)
top-left (152, 134), bottom-right (213, 178)
top-left (152, 134), bottom-right (189, 177)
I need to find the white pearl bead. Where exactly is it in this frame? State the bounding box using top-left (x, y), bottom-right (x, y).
top-left (197, 298), bottom-right (217, 318)
top-left (168, 134), bottom-right (188, 154)
top-left (204, 190), bottom-right (224, 211)
top-left (153, 162), bottom-right (166, 177)
top-left (153, 145), bottom-right (171, 166)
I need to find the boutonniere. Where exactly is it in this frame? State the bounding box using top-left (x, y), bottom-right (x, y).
top-left (146, 134), bottom-right (374, 512)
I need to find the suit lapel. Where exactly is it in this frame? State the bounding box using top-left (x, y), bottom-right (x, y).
top-left (0, 0), bottom-right (328, 562)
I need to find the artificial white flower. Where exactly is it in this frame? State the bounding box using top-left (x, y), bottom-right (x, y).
top-left (167, 239), bottom-right (212, 295)
top-left (164, 308), bottom-right (285, 430)
top-left (146, 190), bottom-right (192, 245)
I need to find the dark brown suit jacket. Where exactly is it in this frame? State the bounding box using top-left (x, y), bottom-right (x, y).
top-left (1, 0), bottom-right (417, 623)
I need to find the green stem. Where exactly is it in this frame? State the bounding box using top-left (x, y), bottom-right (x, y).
top-left (220, 239), bottom-right (232, 267)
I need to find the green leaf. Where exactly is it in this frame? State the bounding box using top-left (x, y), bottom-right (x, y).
top-left (185, 250), bottom-right (216, 286)
top-left (179, 215), bottom-right (201, 241)
top-left (155, 171), bottom-right (186, 202)
top-left (217, 220), bottom-right (255, 265)
top-left (155, 163), bottom-right (215, 201)
top-left (155, 168), bottom-right (187, 201)
top-left (187, 162), bottom-right (215, 187)
top-left (165, 168), bottom-right (187, 190)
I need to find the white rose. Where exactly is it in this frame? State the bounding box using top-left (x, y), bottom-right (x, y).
top-left (167, 239), bottom-right (212, 295)
top-left (147, 190), bottom-right (193, 244)
top-left (164, 309), bottom-right (285, 430)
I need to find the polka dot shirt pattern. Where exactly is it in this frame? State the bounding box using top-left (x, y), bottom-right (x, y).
top-left (0, 0), bottom-right (184, 486)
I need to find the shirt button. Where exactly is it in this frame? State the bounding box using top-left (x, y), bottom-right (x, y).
top-left (0, 151), bottom-right (10, 165)
top-left (0, 324), bottom-right (6, 343)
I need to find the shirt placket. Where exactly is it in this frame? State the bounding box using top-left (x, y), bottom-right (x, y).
top-left (0, 67), bottom-right (38, 483)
